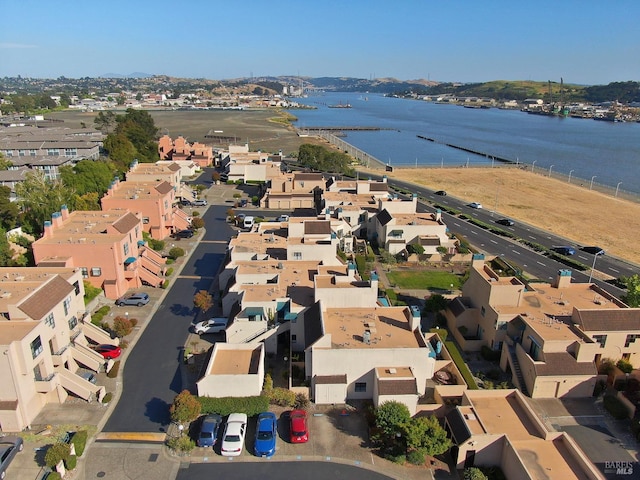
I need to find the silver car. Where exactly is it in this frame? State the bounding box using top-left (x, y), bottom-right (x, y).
top-left (0, 436), bottom-right (24, 480)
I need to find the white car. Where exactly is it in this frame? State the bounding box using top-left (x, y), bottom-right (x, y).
top-left (468, 202), bottom-right (483, 209)
top-left (221, 413), bottom-right (247, 456)
top-left (276, 215), bottom-right (290, 222)
top-left (193, 318), bottom-right (228, 335)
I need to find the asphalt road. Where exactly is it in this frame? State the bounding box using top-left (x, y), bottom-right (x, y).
top-left (103, 198), bottom-right (235, 432)
top-left (176, 461), bottom-right (396, 480)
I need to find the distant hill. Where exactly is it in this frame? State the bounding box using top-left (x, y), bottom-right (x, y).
top-left (99, 72), bottom-right (153, 78)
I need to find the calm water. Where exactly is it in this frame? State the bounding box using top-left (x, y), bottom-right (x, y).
top-left (293, 92), bottom-right (640, 195)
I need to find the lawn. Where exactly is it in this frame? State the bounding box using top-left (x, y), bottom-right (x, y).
top-left (386, 270), bottom-right (462, 290)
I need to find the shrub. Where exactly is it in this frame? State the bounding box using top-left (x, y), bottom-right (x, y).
top-left (407, 449), bottom-right (426, 465)
top-left (45, 442), bottom-right (71, 468)
top-left (294, 393), bottom-right (310, 410)
top-left (480, 345), bottom-right (501, 362)
top-left (91, 305), bottom-right (110, 324)
top-left (429, 327), bottom-right (447, 342)
top-left (165, 267), bottom-right (174, 277)
top-left (170, 390), bottom-right (201, 424)
top-left (107, 361), bottom-right (120, 378)
top-left (445, 341), bottom-right (478, 389)
top-left (165, 258), bottom-right (175, 265)
top-left (102, 392), bottom-right (113, 403)
top-left (71, 430), bottom-right (88, 457)
top-left (167, 247), bottom-right (185, 260)
top-left (252, 195), bottom-right (259, 205)
top-left (191, 217), bottom-right (205, 229)
top-left (162, 279), bottom-right (170, 289)
top-left (166, 435), bottom-right (195, 453)
top-left (617, 359), bottom-right (634, 374)
top-left (198, 395), bottom-right (269, 417)
top-left (263, 373), bottom-right (273, 392)
top-left (83, 281), bottom-right (102, 304)
top-left (148, 238), bottom-right (165, 251)
top-left (603, 394), bottom-right (630, 419)
top-left (191, 210), bottom-right (200, 217)
top-left (64, 454), bottom-right (77, 470)
top-left (46, 473), bottom-right (62, 480)
top-left (267, 387), bottom-right (296, 407)
top-left (385, 453), bottom-right (406, 464)
top-left (464, 467), bottom-right (488, 480)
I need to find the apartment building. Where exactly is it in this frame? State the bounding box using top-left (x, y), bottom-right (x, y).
top-left (157, 135), bottom-right (213, 168)
top-left (100, 178), bottom-right (191, 240)
top-left (31, 207), bottom-right (166, 299)
top-left (0, 267), bottom-right (116, 431)
top-left (260, 172), bottom-right (325, 210)
top-left (446, 254), bottom-right (639, 398)
top-left (126, 160), bottom-right (181, 188)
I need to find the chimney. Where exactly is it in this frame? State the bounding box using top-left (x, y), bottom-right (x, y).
top-left (435, 208), bottom-right (442, 222)
top-left (61, 204), bottom-right (69, 220)
top-left (51, 211), bottom-right (63, 229)
top-left (43, 220), bottom-right (53, 238)
top-left (471, 253), bottom-right (485, 269)
top-left (409, 305), bottom-right (421, 331)
top-left (554, 269), bottom-right (572, 289)
top-left (370, 270), bottom-right (379, 291)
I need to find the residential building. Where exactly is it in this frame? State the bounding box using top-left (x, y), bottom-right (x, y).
top-left (196, 343), bottom-right (265, 398)
top-left (157, 135), bottom-right (213, 168)
top-left (260, 172), bottom-right (325, 210)
top-left (100, 178), bottom-right (191, 239)
top-left (445, 389), bottom-right (602, 479)
top-left (126, 160), bottom-right (181, 188)
top-left (32, 207), bottom-right (166, 299)
top-left (0, 125), bottom-right (102, 162)
top-left (0, 267), bottom-right (116, 431)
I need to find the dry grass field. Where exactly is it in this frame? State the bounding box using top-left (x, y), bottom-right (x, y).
top-left (365, 165), bottom-right (640, 265)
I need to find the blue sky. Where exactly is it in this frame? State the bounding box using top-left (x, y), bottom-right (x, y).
top-left (1, 0), bottom-right (638, 85)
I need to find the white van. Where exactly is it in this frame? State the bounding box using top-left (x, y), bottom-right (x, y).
top-left (243, 216), bottom-right (255, 230)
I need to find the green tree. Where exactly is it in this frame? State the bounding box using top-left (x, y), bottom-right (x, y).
top-left (0, 227), bottom-right (16, 266)
top-left (403, 415), bottom-right (451, 456)
top-left (112, 316), bottom-right (136, 338)
top-left (103, 133), bottom-right (138, 172)
top-left (193, 290), bottom-right (213, 312)
top-left (73, 192), bottom-right (101, 211)
top-left (0, 152), bottom-right (12, 170)
top-left (463, 468), bottom-right (488, 480)
top-left (60, 159), bottom-right (116, 196)
top-left (622, 274), bottom-right (640, 307)
top-left (15, 170), bottom-right (75, 234)
top-left (0, 185), bottom-right (20, 230)
top-left (94, 110), bottom-right (117, 133)
top-left (44, 442), bottom-right (71, 468)
top-left (423, 294), bottom-right (449, 314)
top-left (169, 390), bottom-right (201, 425)
top-left (375, 401), bottom-right (411, 439)
top-left (167, 246), bottom-right (185, 260)
top-left (191, 217), bottom-right (205, 229)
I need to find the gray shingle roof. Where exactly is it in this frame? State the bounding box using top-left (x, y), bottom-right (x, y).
top-left (18, 275), bottom-right (74, 320)
top-left (574, 308), bottom-right (640, 332)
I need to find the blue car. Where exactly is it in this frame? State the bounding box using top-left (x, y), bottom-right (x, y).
top-left (551, 246), bottom-right (576, 256)
top-left (197, 414), bottom-right (222, 448)
top-left (254, 412), bottom-right (277, 457)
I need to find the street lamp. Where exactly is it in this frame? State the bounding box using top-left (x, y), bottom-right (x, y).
top-left (548, 165), bottom-right (554, 177)
top-left (568, 169), bottom-right (574, 183)
top-left (590, 176), bottom-right (597, 190)
top-left (615, 182), bottom-right (622, 198)
top-left (532, 160), bottom-right (537, 172)
top-left (588, 251), bottom-right (604, 284)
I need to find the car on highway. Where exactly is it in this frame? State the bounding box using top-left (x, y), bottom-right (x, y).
top-left (434, 190), bottom-right (447, 196)
top-left (0, 435), bottom-right (23, 480)
top-left (496, 218), bottom-right (515, 226)
top-left (92, 344), bottom-right (122, 359)
top-left (551, 246), bottom-right (576, 256)
top-left (115, 292), bottom-right (150, 306)
top-left (254, 412), bottom-right (277, 457)
top-left (467, 202), bottom-right (483, 209)
top-left (221, 413), bottom-right (247, 456)
top-left (193, 318), bottom-right (228, 335)
top-left (289, 410), bottom-right (308, 443)
top-left (582, 246), bottom-right (605, 255)
top-left (193, 199), bottom-right (207, 206)
top-left (197, 413), bottom-right (222, 448)
top-left (174, 229), bottom-right (194, 239)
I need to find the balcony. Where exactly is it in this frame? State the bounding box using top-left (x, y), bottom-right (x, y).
top-left (51, 345), bottom-right (70, 366)
top-left (35, 373), bottom-right (58, 393)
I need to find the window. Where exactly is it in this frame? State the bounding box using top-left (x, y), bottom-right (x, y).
top-left (80, 267), bottom-right (89, 279)
top-left (44, 312), bottom-right (55, 328)
top-left (593, 334), bottom-right (607, 348)
top-left (47, 148), bottom-right (60, 156)
top-left (292, 252), bottom-right (302, 260)
top-left (292, 334), bottom-right (297, 343)
top-left (123, 242), bottom-right (129, 256)
top-left (30, 336), bottom-right (43, 359)
top-left (625, 334), bottom-right (640, 348)
top-left (142, 217), bottom-right (150, 224)
top-left (18, 150), bottom-right (26, 156)
top-left (481, 306), bottom-right (486, 317)
top-left (29, 149), bottom-right (36, 156)
top-left (355, 382), bottom-right (367, 393)
top-left (64, 148), bottom-right (77, 157)
top-left (91, 267), bottom-right (102, 277)
top-left (73, 281), bottom-right (81, 295)
top-left (63, 296), bottom-right (71, 316)
top-left (68, 316), bottom-right (78, 330)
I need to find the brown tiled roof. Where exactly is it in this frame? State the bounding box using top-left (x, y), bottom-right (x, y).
top-left (155, 181), bottom-right (174, 195)
top-left (574, 308), bottom-right (640, 332)
top-left (112, 212), bottom-right (140, 234)
top-left (376, 209), bottom-right (393, 227)
top-left (18, 275), bottom-right (74, 320)
top-left (369, 183), bottom-right (388, 191)
top-left (377, 378), bottom-right (419, 395)
top-left (294, 173), bottom-right (323, 181)
top-left (304, 221), bottom-right (331, 235)
top-left (534, 352), bottom-right (596, 376)
top-left (448, 297), bottom-right (468, 317)
top-left (167, 163), bottom-right (181, 172)
top-left (314, 374), bottom-right (347, 385)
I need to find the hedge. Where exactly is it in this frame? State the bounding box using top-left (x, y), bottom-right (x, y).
top-left (445, 341), bottom-right (478, 389)
top-left (107, 361), bottom-right (120, 378)
top-left (71, 430), bottom-right (88, 457)
top-left (64, 454), bottom-right (77, 470)
top-left (197, 395), bottom-right (269, 417)
top-left (46, 473), bottom-right (62, 480)
top-left (91, 305), bottom-right (110, 325)
top-left (429, 328), bottom-right (448, 342)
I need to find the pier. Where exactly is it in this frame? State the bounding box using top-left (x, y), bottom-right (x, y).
top-left (416, 135), bottom-right (515, 164)
top-left (314, 132), bottom-right (386, 168)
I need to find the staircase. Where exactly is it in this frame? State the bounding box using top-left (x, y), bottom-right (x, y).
top-left (508, 344), bottom-right (530, 397)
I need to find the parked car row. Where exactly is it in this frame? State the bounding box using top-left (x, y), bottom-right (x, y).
top-left (197, 410), bottom-right (307, 458)
top-left (179, 199), bottom-right (207, 207)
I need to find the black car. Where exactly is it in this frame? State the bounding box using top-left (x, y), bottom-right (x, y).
top-left (434, 190), bottom-right (447, 196)
top-left (582, 246), bottom-right (605, 255)
top-left (496, 218), bottom-right (515, 226)
top-left (180, 199), bottom-right (193, 206)
top-left (174, 229), bottom-right (194, 239)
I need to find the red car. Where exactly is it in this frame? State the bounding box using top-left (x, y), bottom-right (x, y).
top-left (93, 344), bottom-right (122, 359)
top-left (289, 410), bottom-right (308, 443)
